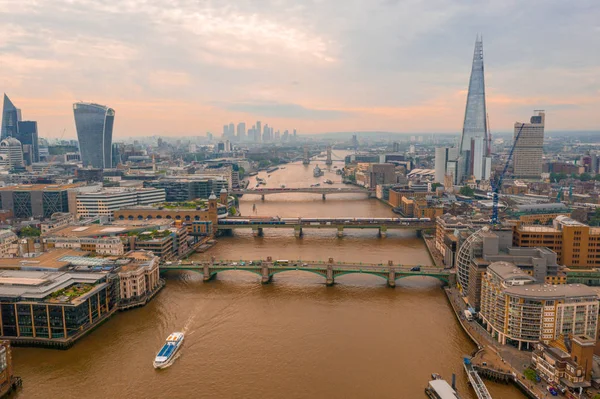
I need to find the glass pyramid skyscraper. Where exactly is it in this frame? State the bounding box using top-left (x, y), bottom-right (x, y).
top-left (458, 37), bottom-right (488, 181)
top-left (1, 94), bottom-right (21, 140)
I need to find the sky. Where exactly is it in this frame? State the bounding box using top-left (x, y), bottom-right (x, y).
top-left (1, 0), bottom-right (599, 139)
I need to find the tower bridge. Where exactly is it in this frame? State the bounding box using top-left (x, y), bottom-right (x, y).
top-left (160, 259), bottom-right (454, 287)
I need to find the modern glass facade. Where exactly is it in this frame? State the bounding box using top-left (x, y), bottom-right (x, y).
top-left (15, 121), bottom-right (39, 164)
top-left (73, 103), bottom-right (115, 168)
top-left (1, 94), bottom-right (20, 140)
top-left (459, 38), bottom-right (488, 180)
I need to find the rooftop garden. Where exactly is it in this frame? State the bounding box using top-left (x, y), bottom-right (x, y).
top-left (132, 229), bottom-right (173, 241)
top-left (48, 283), bottom-right (95, 302)
top-left (162, 199), bottom-right (208, 209)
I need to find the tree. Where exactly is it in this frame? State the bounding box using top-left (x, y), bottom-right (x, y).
top-left (19, 226), bottom-right (41, 237)
top-left (579, 172), bottom-right (592, 181)
top-left (459, 186), bottom-right (475, 197)
top-left (590, 208), bottom-right (600, 227)
top-left (431, 182), bottom-right (443, 191)
top-left (258, 160), bottom-right (270, 168)
top-left (523, 369), bottom-right (537, 382)
top-left (238, 166), bottom-right (245, 179)
top-left (228, 206), bottom-right (237, 216)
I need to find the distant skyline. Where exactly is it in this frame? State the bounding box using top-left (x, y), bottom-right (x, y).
top-left (1, 0), bottom-right (599, 138)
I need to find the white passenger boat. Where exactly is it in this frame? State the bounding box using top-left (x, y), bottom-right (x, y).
top-left (153, 332), bottom-right (184, 369)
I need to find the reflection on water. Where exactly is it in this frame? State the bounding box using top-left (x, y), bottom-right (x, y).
top-left (11, 159), bottom-right (524, 398)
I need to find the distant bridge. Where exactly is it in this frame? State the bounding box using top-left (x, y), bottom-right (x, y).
top-left (231, 187), bottom-right (373, 199)
top-left (160, 259), bottom-right (454, 287)
top-left (217, 217), bottom-right (434, 237)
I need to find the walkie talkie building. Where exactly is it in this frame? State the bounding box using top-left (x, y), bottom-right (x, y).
top-left (73, 102), bottom-right (115, 168)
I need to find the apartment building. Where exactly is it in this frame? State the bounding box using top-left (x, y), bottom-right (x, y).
top-left (75, 187), bottom-right (165, 221)
top-left (0, 231), bottom-right (18, 258)
top-left (480, 262), bottom-right (598, 350)
top-left (117, 251), bottom-right (162, 309)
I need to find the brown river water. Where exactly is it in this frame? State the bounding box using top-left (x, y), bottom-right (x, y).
top-left (11, 158), bottom-right (523, 398)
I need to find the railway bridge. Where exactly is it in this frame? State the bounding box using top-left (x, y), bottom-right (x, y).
top-left (160, 258), bottom-right (454, 287)
top-left (217, 217), bottom-right (434, 237)
top-left (231, 187), bottom-right (373, 200)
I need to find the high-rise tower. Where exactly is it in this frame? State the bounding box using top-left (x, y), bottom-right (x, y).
top-left (1, 94), bottom-right (21, 140)
top-left (73, 102), bottom-right (115, 168)
top-left (458, 37), bottom-right (488, 182)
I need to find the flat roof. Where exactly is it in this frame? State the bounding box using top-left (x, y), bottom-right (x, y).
top-left (0, 183), bottom-right (83, 191)
top-left (0, 270), bottom-right (107, 303)
top-left (505, 283), bottom-right (599, 299)
top-left (488, 261), bottom-right (537, 282)
top-left (48, 222), bottom-right (170, 238)
top-left (0, 249), bottom-right (89, 270)
top-left (428, 380), bottom-right (459, 398)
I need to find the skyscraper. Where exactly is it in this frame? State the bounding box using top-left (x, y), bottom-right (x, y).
top-left (513, 111), bottom-right (545, 178)
top-left (1, 94), bottom-right (21, 140)
top-left (16, 121), bottom-right (39, 164)
top-left (236, 122), bottom-right (246, 141)
top-left (459, 37), bottom-right (488, 182)
top-left (73, 102), bottom-right (115, 168)
top-left (256, 121), bottom-right (262, 142)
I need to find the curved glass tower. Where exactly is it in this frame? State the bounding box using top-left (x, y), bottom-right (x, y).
top-left (73, 103), bottom-right (115, 168)
top-left (458, 37), bottom-right (488, 181)
top-left (456, 227), bottom-right (488, 292)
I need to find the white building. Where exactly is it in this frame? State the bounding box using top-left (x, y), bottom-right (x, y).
top-left (75, 187), bottom-right (165, 221)
top-left (0, 137), bottom-right (24, 169)
top-left (0, 230), bottom-right (19, 258)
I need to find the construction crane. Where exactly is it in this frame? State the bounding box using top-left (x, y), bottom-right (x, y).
top-left (491, 123), bottom-right (525, 225)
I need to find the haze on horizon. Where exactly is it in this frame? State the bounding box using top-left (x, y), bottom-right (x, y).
top-left (1, 0), bottom-right (599, 139)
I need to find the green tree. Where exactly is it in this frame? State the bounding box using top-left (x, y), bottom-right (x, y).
top-left (459, 186), bottom-right (475, 197)
top-left (431, 182), bottom-right (443, 191)
top-left (238, 166), bottom-right (245, 179)
top-left (590, 208), bottom-right (600, 227)
top-left (19, 226), bottom-right (41, 237)
top-left (228, 206), bottom-right (237, 216)
top-left (579, 172), bottom-right (592, 181)
top-left (523, 369), bottom-right (537, 382)
top-left (258, 160), bottom-right (270, 168)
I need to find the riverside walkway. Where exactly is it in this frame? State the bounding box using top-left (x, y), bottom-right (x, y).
top-left (160, 259), bottom-right (455, 287)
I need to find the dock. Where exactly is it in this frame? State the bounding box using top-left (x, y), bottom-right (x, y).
top-left (464, 359), bottom-right (493, 399)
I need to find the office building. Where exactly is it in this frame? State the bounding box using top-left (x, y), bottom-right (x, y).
top-left (480, 262), bottom-right (598, 350)
top-left (513, 216), bottom-right (600, 268)
top-left (0, 137), bottom-right (24, 169)
top-left (0, 183), bottom-right (81, 219)
top-left (0, 230), bottom-right (18, 258)
top-left (458, 37), bottom-right (488, 182)
top-left (0, 341), bottom-right (20, 397)
top-left (513, 111), bottom-right (545, 178)
top-left (0, 270), bottom-right (119, 347)
top-left (144, 177), bottom-right (227, 201)
top-left (117, 250), bottom-right (162, 310)
top-left (75, 187), bottom-right (165, 221)
top-left (1, 94), bottom-right (20, 140)
top-left (15, 121), bottom-right (39, 164)
top-left (434, 147), bottom-right (459, 184)
top-left (236, 122), bottom-right (246, 141)
top-left (73, 102), bottom-right (115, 168)
top-left (256, 121), bottom-right (261, 142)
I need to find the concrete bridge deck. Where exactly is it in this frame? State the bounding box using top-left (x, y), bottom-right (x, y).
top-left (160, 259), bottom-right (454, 287)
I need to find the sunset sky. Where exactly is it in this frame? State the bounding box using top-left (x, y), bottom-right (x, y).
top-left (1, 0), bottom-right (599, 139)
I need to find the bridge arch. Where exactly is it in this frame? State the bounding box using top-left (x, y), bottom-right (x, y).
top-left (209, 268), bottom-right (263, 279)
top-left (333, 270), bottom-right (389, 282)
top-left (268, 268), bottom-right (327, 279)
top-left (395, 274), bottom-right (449, 285)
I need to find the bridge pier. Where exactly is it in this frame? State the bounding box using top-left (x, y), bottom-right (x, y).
top-left (326, 265), bottom-right (334, 286)
top-left (203, 264), bottom-right (214, 282)
top-left (337, 226), bottom-right (343, 238)
top-left (379, 226), bottom-right (387, 238)
top-left (387, 269), bottom-right (396, 288)
top-left (252, 227), bottom-right (263, 237)
top-left (322, 193), bottom-right (326, 200)
top-left (294, 226), bottom-right (303, 238)
top-left (261, 266), bottom-right (272, 284)
top-left (261, 194), bottom-right (265, 201)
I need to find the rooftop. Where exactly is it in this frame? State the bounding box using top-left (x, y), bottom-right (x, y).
top-left (0, 249), bottom-right (90, 270)
top-left (0, 183), bottom-right (84, 191)
top-left (505, 283), bottom-right (598, 299)
top-left (488, 261), bottom-right (537, 283)
top-left (48, 222), bottom-right (171, 238)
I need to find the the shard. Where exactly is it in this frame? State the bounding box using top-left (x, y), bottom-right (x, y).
top-left (1, 94), bottom-right (21, 140)
top-left (458, 37), bottom-right (488, 181)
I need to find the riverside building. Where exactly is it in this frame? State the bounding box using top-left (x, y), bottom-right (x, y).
top-left (480, 262), bottom-right (598, 350)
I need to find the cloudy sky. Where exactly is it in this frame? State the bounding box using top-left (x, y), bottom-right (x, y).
top-left (1, 0), bottom-right (599, 138)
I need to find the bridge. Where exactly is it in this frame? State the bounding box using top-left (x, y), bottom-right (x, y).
top-left (217, 217), bottom-right (434, 237)
top-left (231, 187), bottom-right (373, 200)
top-left (160, 258), bottom-right (454, 287)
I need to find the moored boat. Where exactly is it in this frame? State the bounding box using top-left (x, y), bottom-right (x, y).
top-left (153, 332), bottom-right (184, 369)
top-left (425, 379), bottom-right (461, 399)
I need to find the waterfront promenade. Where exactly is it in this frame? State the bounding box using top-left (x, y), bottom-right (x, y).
top-left (445, 287), bottom-right (558, 399)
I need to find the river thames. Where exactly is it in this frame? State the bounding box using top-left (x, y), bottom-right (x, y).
top-left (11, 160), bottom-right (523, 398)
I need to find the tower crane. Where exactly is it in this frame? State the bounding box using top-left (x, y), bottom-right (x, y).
top-left (491, 123), bottom-right (525, 225)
